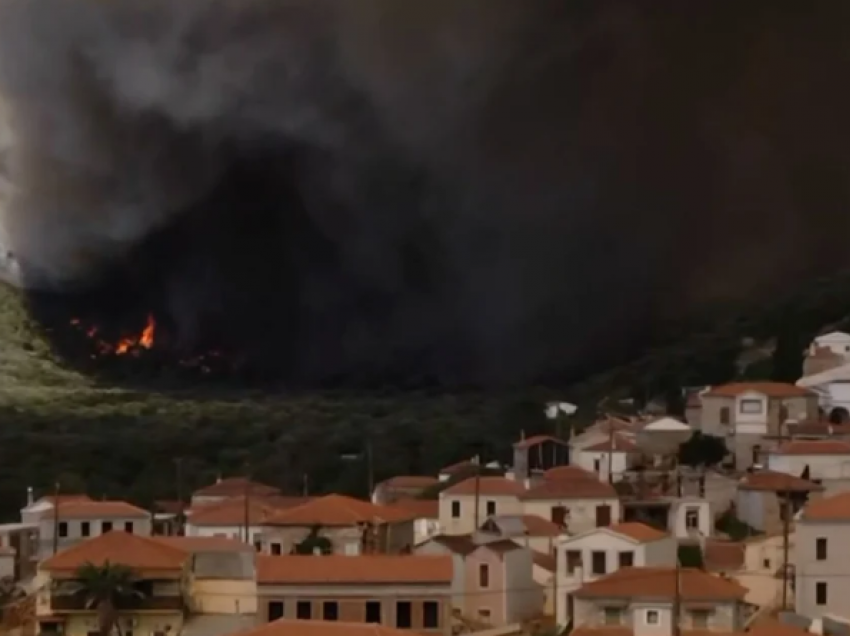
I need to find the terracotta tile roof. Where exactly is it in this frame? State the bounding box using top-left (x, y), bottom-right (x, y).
top-left (261, 496), bottom-right (313, 510)
top-left (543, 465), bottom-right (599, 482)
top-left (773, 440), bottom-right (850, 455)
top-left (151, 536), bottom-right (252, 553)
top-left (256, 554), bottom-right (453, 585)
top-left (425, 534), bottom-right (477, 556)
top-left (439, 460), bottom-right (474, 475)
top-left (45, 500), bottom-right (149, 520)
top-left (801, 491), bottom-right (850, 521)
top-left (582, 435), bottom-right (640, 453)
top-left (517, 514), bottom-right (562, 537)
top-left (377, 476), bottom-right (438, 490)
top-left (607, 522), bottom-right (668, 543)
top-left (263, 494), bottom-right (415, 526)
top-left (193, 477), bottom-right (281, 498)
top-left (571, 630), bottom-right (746, 636)
top-left (702, 540), bottom-right (745, 572)
top-left (232, 619), bottom-right (414, 636)
top-left (41, 531), bottom-right (187, 574)
top-left (702, 382), bottom-right (813, 398)
top-left (443, 476), bottom-right (526, 497)
top-left (531, 550), bottom-right (556, 572)
top-left (573, 567), bottom-right (747, 600)
top-left (514, 435), bottom-right (568, 449)
top-left (747, 619), bottom-right (812, 636)
top-left (739, 469), bottom-right (823, 492)
top-left (153, 500), bottom-right (186, 515)
top-left (520, 478), bottom-right (616, 500)
top-left (390, 498), bottom-right (439, 519)
top-left (474, 538), bottom-right (523, 555)
top-left (186, 496), bottom-right (277, 526)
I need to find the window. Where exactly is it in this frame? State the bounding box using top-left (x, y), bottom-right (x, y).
top-left (478, 609), bottom-right (491, 620)
top-left (268, 601), bottom-right (284, 621)
top-left (423, 601), bottom-right (440, 628)
top-left (396, 601), bottom-right (412, 628)
top-left (645, 610), bottom-right (660, 625)
top-left (451, 501), bottom-right (461, 519)
top-left (80, 522), bottom-right (90, 537)
top-left (365, 601), bottom-right (381, 623)
top-left (479, 564), bottom-right (490, 588)
top-left (603, 607), bottom-right (622, 626)
top-left (739, 399), bottom-right (763, 414)
top-left (816, 582), bottom-right (828, 606)
top-left (566, 550), bottom-right (581, 574)
top-left (691, 610), bottom-right (710, 629)
top-left (485, 500), bottom-right (496, 517)
top-left (593, 458), bottom-right (601, 473)
top-left (618, 551), bottom-right (634, 567)
top-left (816, 537), bottom-right (828, 560)
top-left (763, 558), bottom-right (771, 569)
top-left (591, 551), bottom-right (607, 575)
top-left (271, 543), bottom-right (282, 556)
top-left (124, 522), bottom-right (134, 534)
top-left (58, 522), bottom-right (68, 538)
top-left (551, 506), bottom-right (567, 526)
top-left (296, 601), bottom-right (312, 620)
top-left (719, 407), bottom-right (730, 425)
top-left (322, 602), bottom-right (338, 621)
top-left (254, 541), bottom-right (262, 552)
top-left (685, 507), bottom-right (700, 530)
top-left (101, 521), bottom-right (113, 533)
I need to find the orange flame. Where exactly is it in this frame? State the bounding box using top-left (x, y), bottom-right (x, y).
top-left (72, 314), bottom-right (156, 356)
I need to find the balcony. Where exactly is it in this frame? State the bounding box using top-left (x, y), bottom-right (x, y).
top-left (50, 594), bottom-right (184, 612)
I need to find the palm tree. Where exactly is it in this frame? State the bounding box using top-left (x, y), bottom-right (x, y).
top-left (67, 562), bottom-right (143, 636)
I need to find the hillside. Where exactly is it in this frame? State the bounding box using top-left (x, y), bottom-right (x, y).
top-left (2, 271), bottom-right (850, 520)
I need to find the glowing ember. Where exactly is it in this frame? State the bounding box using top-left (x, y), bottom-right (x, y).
top-left (71, 314), bottom-right (156, 356)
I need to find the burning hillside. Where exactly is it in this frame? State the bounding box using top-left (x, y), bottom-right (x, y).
top-left (1, 1), bottom-right (850, 387)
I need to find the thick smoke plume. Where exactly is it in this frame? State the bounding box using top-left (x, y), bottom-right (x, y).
top-left (0, 0), bottom-right (850, 385)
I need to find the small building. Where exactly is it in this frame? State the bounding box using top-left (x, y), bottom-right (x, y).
top-left (512, 436), bottom-right (570, 482)
top-left (439, 477), bottom-right (525, 536)
top-left (519, 478), bottom-right (619, 535)
top-left (391, 499), bottom-right (440, 546)
top-left (185, 496), bottom-right (278, 545)
top-left (766, 440), bottom-right (850, 486)
top-left (257, 554), bottom-right (454, 634)
top-left (372, 476), bottom-right (438, 505)
top-left (190, 477), bottom-right (282, 507)
top-left (478, 514), bottom-right (562, 555)
top-left (571, 435), bottom-right (640, 482)
top-left (736, 469), bottom-right (823, 535)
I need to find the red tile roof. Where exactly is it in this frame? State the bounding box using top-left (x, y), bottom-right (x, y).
top-left (439, 460), bottom-right (475, 475)
top-left (377, 476), bottom-right (438, 490)
top-left (702, 382), bottom-right (813, 398)
top-left (571, 630), bottom-right (746, 636)
top-left (573, 567), bottom-right (746, 600)
top-left (193, 477), bottom-right (281, 498)
top-left (257, 554), bottom-right (453, 584)
top-left (520, 478), bottom-right (616, 500)
top-left (443, 476), bottom-right (526, 497)
top-left (151, 536), bottom-right (252, 553)
top-left (607, 522), bottom-right (668, 543)
top-left (582, 435), bottom-right (640, 453)
top-left (41, 531), bottom-right (187, 574)
top-left (773, 440), bottom-right (850, 455)
top-left (263, 494), bottom-right (415, 526)
top-left (738, 469), bottom-right (823, 492)
top-left (531, 550), bottom-right (556, 572)
top-left (186, 496), bottom-right (277, 526)
top-left (45, 501), bottom-right (149, 520)
top-left (232, 619), bottom-right (414, 636)
top-left (390, 498), bottom-right (439, 519)
top-left (801, 491), bottom-right (850, 521)
top-left (747, 619), bottom-right (812, 636)
top-left (516, 515), bottom-right (562, 537)
top-left (702, 540), bottom-right (746, 572)
top-left (514, 435), bottom-right (568, 449)
top-left (543, 465), bottom-right (600, 482)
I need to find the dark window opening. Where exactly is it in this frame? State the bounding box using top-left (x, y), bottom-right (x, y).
top-left (592, 551), bottom-right (606, 575)
top-left (296, 601), bottom-right (311, 620)
top-left (271, 543), bottom-right (282, 555)
top-left (268, 601), bottom-right (284, 621)
top-left (101, 521), bottom-right (113, 533)
top-left (396, 601), bottom-right (412, 628)
top-left (80, 522), bottom-right (90, 537)
top-left (485, 501), bottom-right (496, 517)
top-left (365, 601), bottom-right (382, 623)
top-left (423, 602), bottom-right (440, 629)
top-left (816, 538), bottom-right (827, 561)
top-left (451, 501), bottom-right (461, 519)
top-left (323, 602), bottom-right (338, 621)
top-left (816, 582), bottom-right (828, 606)
top-left (58, 522), bottom-right (68, 538)
top-left (124, 522), bottom-right (134, 534)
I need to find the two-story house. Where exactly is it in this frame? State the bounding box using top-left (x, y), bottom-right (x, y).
top-left (699, 382), bottom-right (819, 469)
top-left (555, 522), bottom-right (677, 626)
top-left (259, 494), bottom-right (416, 555)
top-left (736, 469), bottom-right (822, 535)
top-left (570, 567), bottom-right (748, 635)
top-left (256, 554), bottom-right (454, 634)
top-left (38, 500), bottom-right (151, 560)
top-left (185, 496), bottom-right (278, 544)
top-left (520, 478), bottom-right (619, 535)
top-left (766, 440), bottom-right (850, 489)
top-left (415, 535), bottom-right (543, 626)
top-left (795, 491), bottom-right (850, 621)
top-left (571, 435), bottom-right (640, 483)
top-left (439, 477), bottom-right (525, 536)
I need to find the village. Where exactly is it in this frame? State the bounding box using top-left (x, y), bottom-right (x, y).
top-left (6, 330), bottom-right (850, 636)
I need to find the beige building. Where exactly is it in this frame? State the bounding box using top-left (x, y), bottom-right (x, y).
top-left (570, 567), bottom-right (749, 635)
top-left (520, 478), bottom-right (620, 535)
top-left (259, 494), bottom-right (416, 555)
top-left (555, 522), bottom-right (677, 626)
top-left (736, 469), bottom-right (822, 535)
top-left (736, 534), bottom-right (793, 608)
top-left (795, 491), bottom-right (850, 621)
top-left (699, 382), bottom-right (819, 468)
top-left (256, 554), bottom-right (453, 634)
top-left (439, 477), bottom-right (524, 536)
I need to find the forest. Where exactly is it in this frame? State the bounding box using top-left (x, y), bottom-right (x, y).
top-left (2, 270), bottom-right (850, 521)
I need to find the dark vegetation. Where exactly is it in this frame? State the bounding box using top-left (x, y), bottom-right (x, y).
top-left (3, 271), bottom-right (850, 520)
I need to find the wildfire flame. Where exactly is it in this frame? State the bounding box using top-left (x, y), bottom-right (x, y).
top-left (70, 314), bottom-right (156, 356)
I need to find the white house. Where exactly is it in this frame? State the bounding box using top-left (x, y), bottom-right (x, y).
top-left (555, 522), bottom-right (678, 627)
top-left (571, 434), bottom-right (639, 482)
top-left (766, 440), bottom-right (850, 482)
top-left (797, 364), bottom-right (850, 420)
top-left (811, 332), bottom-right (850, 357)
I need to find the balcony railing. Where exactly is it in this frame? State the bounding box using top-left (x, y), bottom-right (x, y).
top-left (50, 595), bottom-right (184, 612)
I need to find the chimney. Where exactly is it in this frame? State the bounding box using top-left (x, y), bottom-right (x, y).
top-left (26, 486), bottom-right (33, 506)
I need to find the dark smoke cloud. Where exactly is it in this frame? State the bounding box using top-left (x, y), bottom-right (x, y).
top-left (1, 0), bottom-right (850, 385)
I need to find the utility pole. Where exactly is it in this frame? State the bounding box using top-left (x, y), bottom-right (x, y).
top-left (365, 440), bottom-right (374, 500)
top-left (606, 416), bottom-right (615, 485)
top-left (672, 556), bottom-right (681, 636)
top-left (242, 465), bottom-right (251, 546)
top-left (52, 481), bottom-right (60, 556)
top-left (302, 473), bottom-right (309, 497)
top-left (174, 457), bottom-right (184, 507)
top-left (472, 455), bottom-right (482, 533)
top-left (781, 496), bottom-right (791, 609)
